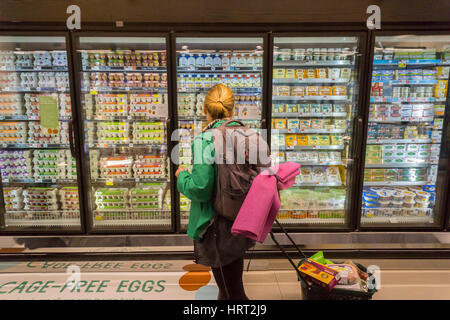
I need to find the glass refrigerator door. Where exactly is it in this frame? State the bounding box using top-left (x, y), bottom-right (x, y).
top-left (0, 35), bottom-right (81, 231)
top-left (361, 35), bottom-right (450, 227)
top-left (77, 36), bottom-right (171, 231)
top-left (175, 37), bottom-right (264, 230)
top-left (271, 36), bottom-right (361, 228)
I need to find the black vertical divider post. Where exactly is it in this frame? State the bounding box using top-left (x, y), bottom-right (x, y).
top-left (67, 31), bottom-right (90, 234)
top-left (353, 30), bottom-right (375, 231)
top-left (167, 31), bottom-right (180, 233)
top-left (263, 32), bottom-right (273, 145)
top-left (66, 31), bottom-right (89, 233)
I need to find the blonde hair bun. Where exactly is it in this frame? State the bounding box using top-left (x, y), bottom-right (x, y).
top-left (204, 84), bottom-right (235, 120)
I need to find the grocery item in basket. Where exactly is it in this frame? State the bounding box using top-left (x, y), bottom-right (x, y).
top-left (328, 264), bottom-right (360, 285)
top-left (298, 259), bottom-right (341, 291)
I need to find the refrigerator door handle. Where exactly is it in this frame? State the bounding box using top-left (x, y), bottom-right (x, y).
top-left (68, 119), bottom-right (77, 158)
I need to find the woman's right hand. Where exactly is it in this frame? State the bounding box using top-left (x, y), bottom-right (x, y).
top-left (175, 166), bottom-right (185, 178)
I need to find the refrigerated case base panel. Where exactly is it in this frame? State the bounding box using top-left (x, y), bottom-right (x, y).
top-left (4, 219), bottom-right (81, 227)
top-left (93, 219), bottom-right (171, 227)
top-left (361, 217), bottom-right (434, 224)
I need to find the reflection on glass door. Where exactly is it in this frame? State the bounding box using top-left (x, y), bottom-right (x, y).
top-left (361, 35), bottom-right (450, 227)
top-left (270, 36), bottom-right (361, 228)
top-left (0, 35), bottom-right (81, 231)
top-left (175, 37), bottom-right (264, 230)
top-left (77, 36), bottom-right (171, 231)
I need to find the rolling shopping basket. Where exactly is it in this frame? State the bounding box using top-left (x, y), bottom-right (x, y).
top-left (269, 219), bottom-right (377, 300)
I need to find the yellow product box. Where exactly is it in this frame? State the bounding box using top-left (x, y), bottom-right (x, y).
top-left (333, 86), bottom-right (347, 96)
top-left (297, 135), bottom-right (308, 145)
top-left (299, 120), bottom-right (311, 129)
top-left (273, 118), bottom-right (287, 129)
top-left (315, 68), bottom-right (328, 79)
top-left (273, 69), bottom-right (286, 79)
top-left (319, 86), bottom-right (333, 96)
top-left (319, 135), bottom-right (330, 145)
top-left (436, 66), bottom-right (450, 79)
top-left (372, 169), bottom-right (385, 176)
top-left (366, 151), bottom-right (382, 159)
top-left (365, 157), bottom-right (382, 164)
top-left (323, 119), bottom-right (333, 129)
top-left (306, 69), bottom-right (316, 79)
top-left (287, 119), bottom-right (299, 129)
top-left (296, 69), bottom-right (306, 80)
top-left (308, 135), bottom-right (320, 145)
top-left (330, 135), bottom-right (342, 145)
top-left (291, 86), bottom-right (306, 96)
top-left (285, 69), bottom-right (296, 79)
top-left (435, 80), bottom-right (448, 98)
top-left (310, 119), bottom-right (323, 129)
top-left (340, 68), bottom-right (352, 80)
top-left (334, 119), bottom-right (346, 129)
top-left (366, 145), bottom-right (382, 152)
top-left (286, 104), bottom-right (298, 113)
top-left (306, 86), bottom-right (319, 96)
top-left (285, 134), bottom-right (297, 147)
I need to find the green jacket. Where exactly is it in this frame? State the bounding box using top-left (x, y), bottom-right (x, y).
top-left (177, 120), bottom-right (236, 241)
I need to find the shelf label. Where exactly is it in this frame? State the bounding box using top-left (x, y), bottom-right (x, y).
top-left (129, 143), bottom-right (133, 147)
top-left (135, 178), bottom-right (140, 182)
top-left (90, 90), bottom-right (98, 95)
top-left (3, 179), bottom-right (9, 183)
top-left (2, 144), bottom-right (7, 148)
top-left (52, 179), bottom-right (57, 183)
top-left (106, 179), bottom-right (114, 186)
top-left (398, 60), bottom-right (407, 68)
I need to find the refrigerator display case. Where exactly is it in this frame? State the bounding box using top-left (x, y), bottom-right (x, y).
top-left (174, 36), bottom-right (265, 230)
top-left (0, 35), bottom-right (82, 231)
top-left (74, 36), bottom-right (172, 231)
top-left (361, 34), bottom-right (450, 227)
top-left (270, 36), bottom-right (363, 229)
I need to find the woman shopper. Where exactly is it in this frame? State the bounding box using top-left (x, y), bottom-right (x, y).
top-left (176, 84), bottom-right (255, 300)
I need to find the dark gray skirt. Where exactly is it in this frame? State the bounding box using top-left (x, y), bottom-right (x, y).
top-left (193, 215), bottom-right (256, 268)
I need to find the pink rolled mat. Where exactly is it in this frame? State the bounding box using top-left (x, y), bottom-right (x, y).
top-left (231, 162), bottom-right (300, 243)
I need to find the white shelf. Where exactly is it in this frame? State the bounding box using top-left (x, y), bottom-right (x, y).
top-left (365, 163), bottom-right (431, 168)
top-left (273, 96), bottom-right (349, 101)
top-left (276, 128), bottom-right (345, 134)
top-left (295, 161), bottom-right (343, 166)
top-left (272, 112), bottom-right (348, 118)
top-left (280, 145), bottom-right (345, 151)
top-left (93, 219), bottom-right (171, 226)
top-left (276, 218), bottom-right (345, 225)
top-left (273, 60), bottom-right (353, 67)
top-left (366, 139), bottom-right (432, 144)
top-left (364, 181), bottom-right (429, 186)
top-left (293, 182), bottom-right (343, 187)
top-left (273, 78), bottom-right (350, 84)
top-left (361, 216), bottom-right (434, 224)
top-left (5, 219), bottom-right (80, 227)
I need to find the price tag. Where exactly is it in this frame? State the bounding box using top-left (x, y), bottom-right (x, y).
top-left (389, 218), bottom-right (399, 224)
top-left (135, 178), bottom-right (140, 182)
top-left (43, 144), bottom-right (48, 148)
top-left (52, 179), bottom-right (57, 183)
top-left (103, 144), bottom-right (108, 148)
top-left (36, 179), bottom-right (43, 183)
top-left (398, 60), bottom-right (407, 68)
top-left (95, 216), bottom-right (104, 221)
top-left (129, 143), bottom-right (133, 148)
top-left (3, 179), bottom-right (9, 183)
top-left (125, 87), bottom-right (130, 91)
top-left (106, 179), bottom-right (114, 186)
top-left (34, 66), bottom-right (41, 70)
top-left (90, 90), bottom-right (98, 95)
top-left (2, 144), bottom-right (7, 148)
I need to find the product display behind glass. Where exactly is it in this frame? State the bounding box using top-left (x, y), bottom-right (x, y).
top-left (361, 35), bottom-right (450, 227)
top-left (270, 36), bottom-right (361, 228)
top-left (0, 36), bottom-right (82, 231)
top-left (77, 36), bottom-right (171, 231)
top-left (175, 37), bottom-right (264, 230)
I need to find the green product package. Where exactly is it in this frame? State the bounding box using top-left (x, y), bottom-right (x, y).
top-left (309, 251), bottom-right (334, 265)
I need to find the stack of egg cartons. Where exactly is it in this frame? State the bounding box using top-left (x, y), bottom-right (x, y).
top-left (0, 51), bottom-right (15, 69)
top-left (0, 122), bottom-right (27, 143)
top-left (28, 121), bottom-right (68, 144)
top-left (177, 93), bottom-right (196, 116)
top-left (195, 93), bottom-right (206, 116)
top-left (132, 122), bottom-right (165, 144)
top-left (84, 94), bottom-right (94, 119)
top-left (94, 188), bottom-right (128, 210)
top-left (24, 93), bottom-right (47, 117)
top-left (96, 122), bottom-right (130, 145)
top-left (0, 94), bottom-right (23, 116)
top-left (33, 52), bottom-right (52, 67)
top-left (95, 94), bottom-right (128, 118)
top-left (65, 150), bottom-right (77, 180)
top-left (99, 156), bottom-right (133, 179)
top-left (20, 72), bottom-right (38, 88)
top-left (0, 72), bottom-right (19, 89)
top-left (33, 149), bottom-right (66, 180)
top-left (23, 187), bottom-right (58, 212)
top-left (38, 72), bottom-right (56, 88)
top-left (15, 53), bottom-right (33, 68)
top-left (3, 187), bottom-right (23, 211)
top-left (55, 72), bottom-right (69, 89)
top-left (133, 154), bottom-right (167, 179)
top-left (129, 185), bottom-right (159, 210)
top-left (59, 187), bottom-right (79, 212)
top-left (89, 150), bottom-right (99, 179)
top-left (59, 93), bottom-right (72, 118)
top-left (0, 150), bottom-right (32, 180)
top-left (52, 51), bottom-right (67, 67)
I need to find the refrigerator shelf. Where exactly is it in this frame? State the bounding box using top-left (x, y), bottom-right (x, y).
top-left (368, 118), bottom-right (434, 123)
top-left (373, 59), bottom-right (441, 66)
top-left (272, 112), bottom-right (348, 118)
top-left (273, 60), bottom-right (353, 67)
top-left (366, 139), bottom-right (432, 144)
top-left (88, 143), bottom-right (166, 149)
top-left (0, 115), bottom-right (71, 121)
top-left (273, 78), bottom-right (350, 84)
top-left (293, 182), bottom-right (343, 187)
top-left (278, 208), bottom-right (345, 212)
top-left (83, 66), bottom-right (167, 72)
top-left (5, 219), bottom-right (81, 227)
top-left (86, 116), bottom-right (168, 122)
top-left (273, 96), bottom-right (350, 102)
top-left (276, 128), bottom-right (346, 134)
top-left (1, 87), bottom-right (69, 93)
top-left (178, 88), bottom-right (261, 93)
top-left (361, 216), bottom-right (434, 224)
top-left (83, 88), bottom-right (167, 93)
top-left (276, 218), bottom-right (345, 225)
top-left (279, 145), bottom-right (345, 151)
top-left (363, 181), bottom-right (429, 186)
top-left (93, 219), bottom-right (171, 226)
top-left (370, 97), bottom-right (446, 103)
top-left (0, 143), bottom-right (70, 149)
top-left (92, 178), bottom-right (169, 184)
top-left (0, 66), bottom-right (68, 72)
top-left (294, 161), bottom-right (344, 166)
top-left (365, 163), bottom-right (431, 168)
top-left (1, 178), bottom-right (77, 184)
top-left (177, 66), bottom-right (262, 73)
top-left (371, 80), bottom-right (438, 85)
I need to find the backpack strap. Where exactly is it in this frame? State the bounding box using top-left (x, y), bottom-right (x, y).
top-left (217, 119), bottom-right (246, 128)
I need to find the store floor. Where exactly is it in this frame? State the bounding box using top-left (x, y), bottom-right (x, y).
top-left (0, 258), bottom-right (448, 300)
